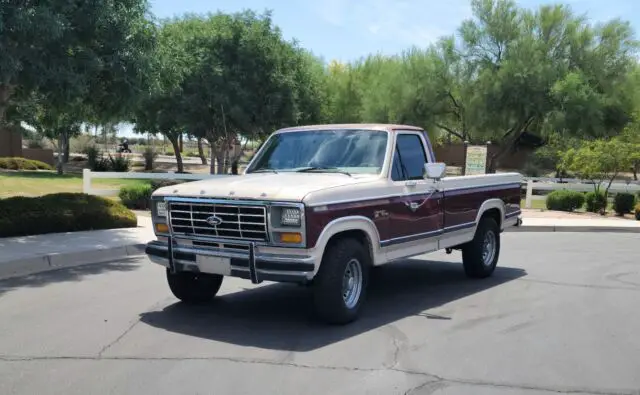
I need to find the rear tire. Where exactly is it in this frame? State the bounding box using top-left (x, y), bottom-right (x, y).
top-left (313, 238), bottom-right (370, 325)
top-left (462, 217), bottom-right (500, 278)
top-left (166, 270), bottom-right (223, 304)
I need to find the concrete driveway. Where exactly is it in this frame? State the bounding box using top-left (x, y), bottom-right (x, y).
top-left (0, 233), bottom-right (639, 395)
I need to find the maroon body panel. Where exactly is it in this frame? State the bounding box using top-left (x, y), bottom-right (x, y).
top-left (385, 192), bottom-right (444, 240)
top-left (304, 183), bottom-right (521, 249)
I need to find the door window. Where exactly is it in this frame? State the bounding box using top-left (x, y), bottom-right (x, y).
top-left (391, 134), bottom-right (429, 181)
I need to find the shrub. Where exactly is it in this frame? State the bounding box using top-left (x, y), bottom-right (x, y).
top-left (108, 154), bottom-right (131, 172)
top-left (0, 193), bottom-right (137, 237)
top-left (0, 157), bottom-right (54, 171)
top-left (150, 179), bottom-right (184, 191)
top-left (585, 191), bottom-right (607, 213)
top-left (613, 192), bottom-right (637, 215)
top-left (142, 147), bottom-right (158, 171)
top-left (635, 203), bottom-right (640, 220)
top-left (165, 149), bottom-right (174, 156)
top-left (119, 184), bottom-right (153, 210)
top-left (84, 146), bottom-right (102, 170)
top-left (545, 190), bottom-right (585, 212)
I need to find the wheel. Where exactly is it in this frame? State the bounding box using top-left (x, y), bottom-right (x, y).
top-left (462, 217), bottom-right (500, 278)
top-left (313, 238), bottom-right (371, 325)
top-left (166, 269), bottom-right (223, 304)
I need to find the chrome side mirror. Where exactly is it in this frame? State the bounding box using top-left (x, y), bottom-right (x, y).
top-left (424, 162), bottom-right (446, 180)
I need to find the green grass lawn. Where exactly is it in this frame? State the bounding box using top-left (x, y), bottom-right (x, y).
top-left (0, 172), bottom-right (147, 198)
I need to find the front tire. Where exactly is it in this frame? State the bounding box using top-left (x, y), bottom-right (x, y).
top-left (313, 238), bottom-right (371, 325)
top-left (462, 217), bottom-right (500, 278)
top-left (166, 270), bottom-right (223, 304)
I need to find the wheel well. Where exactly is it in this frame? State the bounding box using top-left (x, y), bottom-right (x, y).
top-left (324, 230), bottom-right (373, 264)
top-left (481, 207), bottom-right (502, 229)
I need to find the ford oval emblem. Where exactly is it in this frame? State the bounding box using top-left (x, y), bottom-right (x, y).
top-left (205, 215), bottom-right (223, 226)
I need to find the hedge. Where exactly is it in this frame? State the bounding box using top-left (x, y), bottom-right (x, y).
top-left (0, 193), bottom-right (137, 238)
top-left (118, 184), bottom-right (153, 210)
top-left (585, 191), bottom-right (607, 213)
top-left (613, 192), bottom-right (636, 215)
top-left (118, 180), bottom-right (185, 210)
top-left (635, 203), bottom-right (640, 220)
top-left (545, 190), bottom-right (585, 212)
top-left (0, 157), bottom-right (53, 171)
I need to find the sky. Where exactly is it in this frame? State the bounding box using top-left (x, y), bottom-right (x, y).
top-left (119, 0), bottom-right (640, 137)
top-left (150, 0), bottom-right (640, 62)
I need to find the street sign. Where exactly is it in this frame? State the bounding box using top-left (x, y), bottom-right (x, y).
top-left (464, 145), bottom-right (488, 175)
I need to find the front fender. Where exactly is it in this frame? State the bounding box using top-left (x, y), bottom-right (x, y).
top-left (311, 216), bottom-right (384, 266)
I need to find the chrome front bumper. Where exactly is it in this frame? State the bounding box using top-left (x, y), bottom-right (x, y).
top-left (145, 237), bottom-right (316, 284)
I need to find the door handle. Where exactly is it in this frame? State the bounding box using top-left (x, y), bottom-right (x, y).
top-left (405, 180), bottom-right (417, 187)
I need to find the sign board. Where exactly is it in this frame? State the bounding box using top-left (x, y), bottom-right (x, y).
top-left (464, 145), bottom-right (488, 175)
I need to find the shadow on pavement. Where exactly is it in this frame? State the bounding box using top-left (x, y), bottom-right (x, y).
top-left (0, 259), bottom-right (141, 296)
top-left (139, 259), bottom-right (526, 351)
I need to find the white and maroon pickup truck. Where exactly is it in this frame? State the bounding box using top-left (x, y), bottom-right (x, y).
top-left (146, 124), bottom-right (522, 324)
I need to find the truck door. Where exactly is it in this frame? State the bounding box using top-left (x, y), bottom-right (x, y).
top-left (383, 132), bottom-right (445, 260)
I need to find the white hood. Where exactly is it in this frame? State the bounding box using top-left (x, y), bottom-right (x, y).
top-left (153, 173), bottom-right (378, 203)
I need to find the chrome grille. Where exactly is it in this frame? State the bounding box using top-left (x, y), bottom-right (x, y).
top-left (169, 202), bottom-right (268, 241)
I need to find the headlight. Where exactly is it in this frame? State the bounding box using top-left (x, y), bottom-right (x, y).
top-left (280, 207), bottom-right (301, 227)
top-left (156, 201), bottom-right (167, 217)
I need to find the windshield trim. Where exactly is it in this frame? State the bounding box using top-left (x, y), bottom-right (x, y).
top-left (245, 128), bottom-right (391, 176)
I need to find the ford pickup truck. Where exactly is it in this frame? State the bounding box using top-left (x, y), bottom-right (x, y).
top-left (146, 124), bottom-right (522, 324)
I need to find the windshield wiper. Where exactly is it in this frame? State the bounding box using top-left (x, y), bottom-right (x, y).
top-left (296, 166), bottom-right (352, 176)
top-left (251, 168), bottom-right (278, 174)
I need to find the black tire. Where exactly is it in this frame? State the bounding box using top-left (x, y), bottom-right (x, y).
top-left (166, 269), bottom-right (223, 304)
top-left (462, 217), bottom-right (500, 278)
top-left (313, 238), bottom-right (371, 325)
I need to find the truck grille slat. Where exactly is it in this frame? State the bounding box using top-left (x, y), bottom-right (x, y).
top-left (169, 202), bottom-right (268, 242)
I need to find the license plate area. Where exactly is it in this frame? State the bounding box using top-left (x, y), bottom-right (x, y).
top-left (195, 255), bottom-right (231, 276)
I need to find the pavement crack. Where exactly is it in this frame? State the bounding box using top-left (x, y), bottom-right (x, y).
top-left (97, 320), bottom-right (140, 357)
top-left (1, 355), bottom-right (638, 395)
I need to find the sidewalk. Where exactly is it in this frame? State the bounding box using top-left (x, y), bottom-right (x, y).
top-left (0, 216), bottom-right (154, 280)
top-left (1, 211), bottom-right (638, 280)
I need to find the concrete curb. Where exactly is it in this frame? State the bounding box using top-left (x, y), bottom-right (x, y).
top-left (506, 225), bottom-right (640, 233)
top-left (1, 223), bottom-right (638, 281)
top-left (0, 243), bottom-right (147, 281)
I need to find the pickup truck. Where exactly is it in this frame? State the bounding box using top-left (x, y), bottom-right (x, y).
top-left (146, 124), bottom-right (522, 324)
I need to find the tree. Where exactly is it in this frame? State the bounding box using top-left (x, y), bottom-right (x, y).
top-left (561, 139), bottom-right (633, 205)
top-left (0, 0), bottom-right (155, 141)
top-left (173, 11), bottom-right (325, 174)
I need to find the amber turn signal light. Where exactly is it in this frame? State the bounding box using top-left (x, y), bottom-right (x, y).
top-left (155, 223), bottom-right (169, 234)
top-left (279, 232), bottom-right (302, 244)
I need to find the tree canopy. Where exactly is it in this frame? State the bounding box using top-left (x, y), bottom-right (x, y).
top-left (3, 0), bottom-right (640, 175)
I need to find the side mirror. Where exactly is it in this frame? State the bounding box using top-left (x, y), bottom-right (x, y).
top-left (424, 162), bottom-right (446, 180)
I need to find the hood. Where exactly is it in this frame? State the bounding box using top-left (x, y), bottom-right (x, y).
top-left (153, 173), bottom-right (378, 202)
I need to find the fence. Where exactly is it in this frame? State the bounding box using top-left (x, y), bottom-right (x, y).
top-left (82, 169), bottom-right (226, 197)
top-left (522, 178), bottom-right (640, 209)
top-left (83, 169), bottom-right (640, 208)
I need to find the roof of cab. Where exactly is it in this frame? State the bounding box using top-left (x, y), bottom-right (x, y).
top-left (275, 123), bottom-right (424, 133)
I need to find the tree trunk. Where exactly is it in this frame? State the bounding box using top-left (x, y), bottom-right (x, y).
top-left (56, 132), bottom-right (67, 175)
top-left (633, 160), bottom-right (639, 181)
top-left (168, 135), bottom-right (184, 173)
top-left (63, 132), bottom-right (70, 163)
top-left (216, 151), bottom-right (225, 175)
top-left (231, 160), bottom-right (239, 175)
top-left (197, 137), bottom-right (207, 165)
top-left (179, 133), bottom-right (183, 153)
top-left (0, 84), bottom-right (15, 136)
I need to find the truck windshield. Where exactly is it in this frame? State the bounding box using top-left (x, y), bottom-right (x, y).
top-left (248, 129), bottom-right (388, 175)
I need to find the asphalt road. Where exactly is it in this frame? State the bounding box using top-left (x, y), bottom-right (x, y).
top-left (1, 233), bottom-right (639, 395)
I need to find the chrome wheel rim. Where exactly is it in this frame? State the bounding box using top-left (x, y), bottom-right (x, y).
top-left (482, 230), bottom-right (496, 267)
top-left (342, 258), bottom-right (363, 309)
